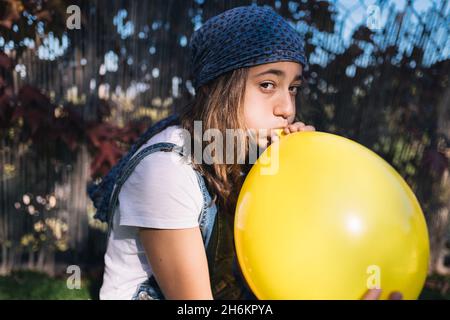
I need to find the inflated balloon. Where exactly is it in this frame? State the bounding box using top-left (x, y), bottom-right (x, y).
top-left (234, 131), bottom-right (429, 300)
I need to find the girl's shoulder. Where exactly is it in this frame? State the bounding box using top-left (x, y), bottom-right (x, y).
top-left (117, 125), bottom-right (204, 228)
top-left (129, 124), bottom-right (197, 187)
top-left (134, 124), bottom-right (187, 154)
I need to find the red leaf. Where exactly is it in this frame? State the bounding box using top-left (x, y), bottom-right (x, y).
top-left (90, 140), bottom-right (124, 176)
top-left (87, 123), bottom-right (120, 147)
top-left (0, 52), bottom-right (13, 70)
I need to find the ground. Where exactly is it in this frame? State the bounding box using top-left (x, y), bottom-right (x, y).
top-left (0, 270), bottom-right (448, 299)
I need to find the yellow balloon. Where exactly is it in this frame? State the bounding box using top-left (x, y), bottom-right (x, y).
top-left (234, 131), bottom-right (429, 300)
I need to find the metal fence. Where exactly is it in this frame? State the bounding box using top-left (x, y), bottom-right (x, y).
top-left (0, 0), bottom-right (448, 276)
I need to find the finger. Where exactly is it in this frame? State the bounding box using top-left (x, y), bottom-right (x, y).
top-left (294, 122), bottom-right (306, 131)
top-left (388, 292), bottom-right (403, 300)
top-left (288, 124), bottom-right (298, 132)
top-left (301, 125), bottom-right (315, 132)
top-left (299, 125), bottom-right (315, 132)
top-left (361, 289), bottom-right (382, 300)
top-left (284, 122), bottom-right (307, 134)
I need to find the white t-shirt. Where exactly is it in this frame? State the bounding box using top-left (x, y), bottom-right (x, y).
top-left (99, 125), bottom-right (204, 300)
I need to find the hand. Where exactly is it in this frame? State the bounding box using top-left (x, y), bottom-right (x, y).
top-left (269, 121), bottom-right (315, 144)
top-left (361, 289), bottom-right (403, 300)
top-left (282, 121), bottom-right (315, 134)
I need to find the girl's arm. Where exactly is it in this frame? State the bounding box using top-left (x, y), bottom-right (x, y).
top-left (139, 227), bottom-right (213, 299)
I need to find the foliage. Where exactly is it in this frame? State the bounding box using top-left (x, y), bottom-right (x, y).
top-left (0, 51), bottom-right (148, 178)
top-left (0, 0), bottom-right (448, 289)
top-left (0, 270), bottom-right (92, 299)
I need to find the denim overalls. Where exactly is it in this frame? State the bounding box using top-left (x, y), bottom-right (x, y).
top-left (90, 115), bottom-right (255, 300)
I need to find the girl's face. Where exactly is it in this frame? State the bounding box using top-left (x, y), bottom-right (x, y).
top-left (243, 61), bottom-right (303, 145)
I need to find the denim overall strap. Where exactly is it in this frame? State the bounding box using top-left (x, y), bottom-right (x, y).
top-left (88, 114), bottom-right (180, 224)
top-left (193, 169), bottom-right (217, 247)
top-left (107, 142), bottom-right (185, 236)
top-left (132, 160), bottom-right (218, 300)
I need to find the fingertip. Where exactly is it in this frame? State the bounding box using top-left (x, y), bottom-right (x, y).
top-left (362, 288), bottom-right (382, 300)
top-left (388, 292), bottom-right (403, 300)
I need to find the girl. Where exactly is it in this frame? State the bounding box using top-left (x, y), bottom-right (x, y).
top-left (89, 5), bottom-right (396, 300)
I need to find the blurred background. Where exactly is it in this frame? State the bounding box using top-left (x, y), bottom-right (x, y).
top-left (0, 0), bottom-right (448, 299)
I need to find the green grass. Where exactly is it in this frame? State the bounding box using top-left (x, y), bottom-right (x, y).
top-left (0, 270), bottom-right (448, 300)
top-left (0, 270), bottom-right (93, 300)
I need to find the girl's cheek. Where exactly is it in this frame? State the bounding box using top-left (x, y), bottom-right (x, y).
top-left (244, 105), bottom-right (263, 127)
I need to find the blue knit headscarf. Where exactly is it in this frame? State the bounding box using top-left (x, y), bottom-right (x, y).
top-left (189, 5), bottom-right (307, 90)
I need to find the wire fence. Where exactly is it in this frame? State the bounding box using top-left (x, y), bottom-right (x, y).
top-left (0, 0), bottom-right (448, 278)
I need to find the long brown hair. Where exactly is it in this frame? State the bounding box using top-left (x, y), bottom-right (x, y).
top-left (179, 67), bottom-right (254, 216)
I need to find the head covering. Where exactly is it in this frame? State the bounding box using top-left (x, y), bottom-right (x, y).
top-left (189, 5), bottom-right (307, 90)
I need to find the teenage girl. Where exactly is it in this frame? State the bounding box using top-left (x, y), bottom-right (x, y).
top-left (89, 5), bottom-right (400, 300)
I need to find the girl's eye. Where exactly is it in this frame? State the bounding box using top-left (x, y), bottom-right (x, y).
top-left (260, 83), bottom-right (301, 95)
top-left (260, 82), bottom-right (275, 90)
top-left (289, 86), bottom-right (301, 95)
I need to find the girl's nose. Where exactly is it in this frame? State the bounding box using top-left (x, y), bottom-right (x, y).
top-left (273, 91), bottom-right (295, 120)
